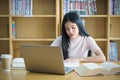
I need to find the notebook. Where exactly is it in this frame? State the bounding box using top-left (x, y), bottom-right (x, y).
top-left (21, 44), bottom-right (78, 74)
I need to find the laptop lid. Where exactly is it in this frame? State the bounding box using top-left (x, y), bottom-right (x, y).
top-left (21, 44), bottom-right (68, 74)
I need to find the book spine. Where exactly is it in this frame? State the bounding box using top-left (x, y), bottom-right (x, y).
top-left (110, 0), bottom-right (114, 15)
top-left (22, 0), bottom-right (26, 15)
top-left (109, 41), bottom-right (118, 61)
top-left (92, 0), bottom-right (97, 15)
top-left (12, 0), bottom-right (16, 15)
top-left (19, 0), bottom-right (23, 15)
top-left (114, 0), bottom-right (119, 15)
top-left (12, 21), bottom-right (16, 38)
top-left (11, 0), bottom-right (13, 15)
top-left (82, 19), bottom-right (85, 27)
top-left (29, 0), bottom-right (33, 15)
top-left (114, 42), bottom-right (118, 61)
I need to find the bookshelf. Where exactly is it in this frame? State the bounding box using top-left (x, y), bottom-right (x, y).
top-left (61, 0), bottom-right (120, 61)
top-left (0, 0), bottom-right (9, 56)
top-left (0, 0), bottom-right (120, 61)
top-left (0, 0), bottom-right (60, 58)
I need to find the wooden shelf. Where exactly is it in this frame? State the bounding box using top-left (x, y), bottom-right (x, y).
top-left (0, 0), bottom-right (60, 58)
top-left (110, 37), bottom-right (120, 40)
top-left (80, 15), bottom-right (108, 18)
top-left (12, 38), bottom-right (55, 41)
top-left (94, 38), bottom-right (107, 41)
top-left (11, 15), bottom-right (56, 18)
top-left (0, 15), bottom-right (9, 17)
top-left (0, 38), bottom-right (10, 40)
top-left (61, 0), bottom-right (120, 61)
top-left (110, 15), bottom-right (120, 17)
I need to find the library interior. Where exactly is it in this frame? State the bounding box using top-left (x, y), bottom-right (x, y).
top-left (0, 0), bottom-right (120, 80)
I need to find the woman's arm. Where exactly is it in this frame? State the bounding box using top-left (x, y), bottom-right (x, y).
top-left (80, 49), bottom-right (106, 63)
top-left (64, 49), bottom-right (106, 63)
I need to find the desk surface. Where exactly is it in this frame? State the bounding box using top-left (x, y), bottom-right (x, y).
top-left (0, 63), bottom-right (120, 80)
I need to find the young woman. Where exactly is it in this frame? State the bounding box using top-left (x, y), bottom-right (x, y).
top-left (51, 12), bottom-right (106, 63)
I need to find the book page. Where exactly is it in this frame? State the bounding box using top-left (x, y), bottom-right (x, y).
top-left (12, 58), bottom-right (24, 63)
top-left (82, 63), bottom-right (103, 70)
top-left (64, 62), bottom-right (79, 68)
top-left (100, 62), bottom-right (120, 72)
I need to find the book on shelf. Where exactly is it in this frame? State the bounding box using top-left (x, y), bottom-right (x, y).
top-left (74, 62), bottom-right (120, 76)
top-left (11, 0), bottom-right (33, 15)
top-left (109, 41), bottom-right (118, 61)
top-left (12, 58), bottom-right (25, 69)
top-left (110, 0), bottom-right (120, 15)
top-left (81, 19), bottom-right (85, 27)
top-left (12, 20), bottom-right (16, 38)
top-left (113, 0), bottom-right (120, 15)
top-left (63, 0), bottom-right (97, 15)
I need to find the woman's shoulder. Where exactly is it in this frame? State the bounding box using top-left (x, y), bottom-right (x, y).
top-left (56, 36), bottom-right (62, 40)
top-left (81, 36), bottom-right (94, 40)
top-left (81, 36), bottom-right (95, 42)
top-left (87, 36), bottom-right (94, 39)
top-left (53, 36), bottom-right (62, 42)
top-left (50, 36), bottom-right (62, 46)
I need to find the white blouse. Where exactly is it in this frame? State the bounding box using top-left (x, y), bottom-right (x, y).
top-left (50, 36), bottom-right (100, 58)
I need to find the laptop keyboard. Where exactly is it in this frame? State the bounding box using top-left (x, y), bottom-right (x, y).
top-left (64, 62), bottom-right (79, 73)
top-left (65, 67), bottom-right (75, 72)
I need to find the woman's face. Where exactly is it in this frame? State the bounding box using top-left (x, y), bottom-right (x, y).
top-left (65, 21), bottom-right (80, 39)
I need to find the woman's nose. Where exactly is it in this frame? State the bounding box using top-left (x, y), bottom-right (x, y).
top-left (69, 28), bottom-right (73, 33)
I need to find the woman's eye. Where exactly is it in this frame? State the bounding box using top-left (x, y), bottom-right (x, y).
top-left (66, 28), bottom-right (69, 30)
top-left (72, 26), bottom-right (76, 29)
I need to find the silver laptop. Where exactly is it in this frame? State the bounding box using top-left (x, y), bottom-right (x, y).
top-left (21, 44), bottom-right (75, 74)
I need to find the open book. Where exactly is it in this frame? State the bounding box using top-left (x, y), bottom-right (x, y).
top-left (75, 62), bottom-right (120, 76)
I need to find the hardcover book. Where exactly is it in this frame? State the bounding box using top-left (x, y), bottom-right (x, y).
top-left (75, 62), bottom-right (120, 76)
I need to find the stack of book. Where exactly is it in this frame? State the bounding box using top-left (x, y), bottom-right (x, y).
top-left (63, 0), bottom-right (97, 15)
top-left (12, 58), bottom-right (25, 69)
top-left (11, 0), bottom-right (33, 15)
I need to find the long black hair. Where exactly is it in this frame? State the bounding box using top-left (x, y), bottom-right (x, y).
top-left (62, 12), bottom-right (90, 59)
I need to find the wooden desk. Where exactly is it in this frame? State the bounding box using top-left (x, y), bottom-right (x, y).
top-left (0, 64), bottom-right (120, 80)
